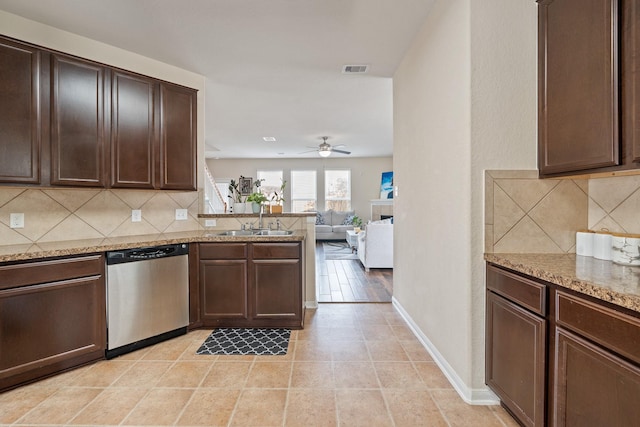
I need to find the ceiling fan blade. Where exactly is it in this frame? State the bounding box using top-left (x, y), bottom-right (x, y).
top-left (299, 149), bottom-right (319, 154)
top-left (332, 144), bottom-right (346, 148)
top-left (332, 148), bottom-right (351, 155)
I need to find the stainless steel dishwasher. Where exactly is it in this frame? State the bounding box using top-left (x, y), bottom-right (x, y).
top-left (105, 243), bottom-right (189, 359)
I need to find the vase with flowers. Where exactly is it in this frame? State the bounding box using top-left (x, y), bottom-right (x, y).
top-left (228, 178), bottom-right (245, 213)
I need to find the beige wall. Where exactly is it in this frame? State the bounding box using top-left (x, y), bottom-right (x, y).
top-left (206, 157), bottom-right (393, 222)
top-left (393, 0), bottom-right (537, 402)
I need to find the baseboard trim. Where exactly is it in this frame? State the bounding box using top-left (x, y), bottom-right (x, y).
top-left (391, 296), bottom-right (499, 405)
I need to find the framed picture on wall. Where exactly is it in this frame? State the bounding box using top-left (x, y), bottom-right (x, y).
top-left (240, 176), bottom-right (253, 195)
top-left (380, 171), bottom-right (393, 199)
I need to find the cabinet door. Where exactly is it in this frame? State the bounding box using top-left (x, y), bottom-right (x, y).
top-left (0, 38), bottom-right (43, 184)
top-left (486, 291), bottom-right (546, 427)
top-left (111, 71), bottom-right (156, 188)
top-left (538, 0), bottom-right (619, 175)
top-left (623, 0), bottom-right (640, 163)
top-left (251, 259), bottom-right (302, 321)
top-left (51, 54), bottom-right (107, 187)
top-left (200, 259), bottom-right (248, 320)
top-left (553, 327), bottom-right (640, 427)
top-left (0, 275), bottom-right (105, 390)
top-left (158, 83), bottom-right (196, 190)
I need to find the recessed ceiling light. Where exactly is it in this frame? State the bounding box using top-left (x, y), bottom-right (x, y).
top-left (263, 137), bottom-right (276, 142)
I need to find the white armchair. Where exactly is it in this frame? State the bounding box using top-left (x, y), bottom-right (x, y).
top-left (357, 222), bottom-right (393, 271)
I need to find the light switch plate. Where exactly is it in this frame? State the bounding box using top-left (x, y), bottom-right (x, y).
top-left (10, 213), bottom-right (24, 229)
top-left (175, 209), bottom-right (188, 221)
top-left (132, 209), bottom-right (142, 222)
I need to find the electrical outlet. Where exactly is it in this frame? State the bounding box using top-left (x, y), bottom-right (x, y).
top-left (205, 219), bottom-right (216, 227)
top-left (175, 209), bottom-right (188, 221)
top-left (132, 209), bottom-right (142, 222)
top-left (10, 213), bottom-right (24, 229)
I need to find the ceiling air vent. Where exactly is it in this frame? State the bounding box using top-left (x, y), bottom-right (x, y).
top-left (342, 65), bottom-right (368, 74)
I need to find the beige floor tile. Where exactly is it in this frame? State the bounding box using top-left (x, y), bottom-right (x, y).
top-left (390, 324), bottom-right (417, 340)
top-left (333, 361), bottom-right (380, 388)
top-left (0, 386), bottom-right (58, 424)
top-left (141, 335), bottom-right (193, 361)
top-left (176, 389), bottom-right (240, 426)
top-left (230, 389), bottom-right (287, 426)
top-left (384, 389), bottom-right (448, 427)
top-left (200, 361), bottom-right (252, 388)
top-left (294, 339), bottom-right (332, 361)
top-left (290, 361), bottom-right (334, 388)
top-left (336, 389), bottom-right (393, 426)
top-left (245, 361), bottom-right (292, 388)
top-left (366, 340), bottom-right (410, 361)
top-left (374, 362), bottom-right (427, 389)
top-left (68, 387), bottom-right (147, 425)
top-left (156, 360), bottom-right (212, 387)
top-left (69, 359), bottom-right (133, 387)
top-left (179, 338), bottom-right (219, 361)
top-left (330, 339), bottom-right (370, 361)
top-left (123, 388), bottom-right (193, 426)
top-left (361, 324), bottom-right (397, 341)
top-left (111, 361), bottom-right (173, 388)
top-left (400, 340), bottom-right (434, 362)
top-left (285, 389), bottom-right (337, 427)
top-left (415, 362), bottom-right (454, 389)
top-left (489, 404), bottom-right (521, 427)
top-left (432, 389), bottom-right (505, 427)
top-left (16, 387), bottom-right (102, 425)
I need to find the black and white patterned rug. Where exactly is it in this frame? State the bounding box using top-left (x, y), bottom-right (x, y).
top-left (196, 328), bottom-right (291, 356)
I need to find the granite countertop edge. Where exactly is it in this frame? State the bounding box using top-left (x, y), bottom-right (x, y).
top-left (0, 230), bottom-right (307, 263)
top-left (485, 253), bottom-right (640, 314)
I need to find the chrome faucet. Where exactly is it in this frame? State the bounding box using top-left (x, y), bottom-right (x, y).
top-left (276, 218), bottom-right (281, 230)
top-left (258, 207), bottom-right (264, 230)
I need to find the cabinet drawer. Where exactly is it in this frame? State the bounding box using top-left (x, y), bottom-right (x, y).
top-left (0, 254), bottom-right (103, 290)
top-left (199, 243), bottom-right (247, 260)
top-left (556, 290), bottom-right (640, 365)
top-left (487, 265), bottom-right (547, 316)
top-left (252, 243), bottom-right (300, 259)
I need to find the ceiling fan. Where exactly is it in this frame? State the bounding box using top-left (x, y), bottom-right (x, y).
top-left (302, 136), bottom-right (351, 157)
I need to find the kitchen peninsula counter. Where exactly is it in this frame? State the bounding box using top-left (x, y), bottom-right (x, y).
top-left (485, 253), bottom-right (640, 314)
top-left (0, 230), bottom-right (307, 263)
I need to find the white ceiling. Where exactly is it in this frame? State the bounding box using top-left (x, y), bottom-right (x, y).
top-left (0, 0), bottom-right (434, 159)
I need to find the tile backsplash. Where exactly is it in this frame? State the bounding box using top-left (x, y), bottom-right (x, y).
top-left (0, 187), bottom-right (201, 245)
top-left (486, 171), bottom-right (640, 254)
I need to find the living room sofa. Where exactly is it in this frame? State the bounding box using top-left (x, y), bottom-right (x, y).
top-left (315, 209), bottom-right (355, 240)
top-left (357, 220), bottom-right (393, 271)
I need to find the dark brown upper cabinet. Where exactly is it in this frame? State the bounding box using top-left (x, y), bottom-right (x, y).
top-left (50, 53), bottom-right (108, 187)
top-left (538, 0), bottom-right (621, 176)
top-left (0, 35), bottom-right (197, 191)
top-left (159, 83), bottom-right (197, 191)
top-left (0, 38), bottom-right (44, 184)
top-left (111, 71), bottom-right (157, 189)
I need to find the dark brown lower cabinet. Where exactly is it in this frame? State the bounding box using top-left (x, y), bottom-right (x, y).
top-left (553, 328), bottom-right (640, 426)
top-left (487, 263), bottom-right (640, 427)
top-left (486, 265), bottom-right (547, 427)
top-left (199, 242), bottom-right (304, 328)
top-left (0, 254), bottom-right (106, 391)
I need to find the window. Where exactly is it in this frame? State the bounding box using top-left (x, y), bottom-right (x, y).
top-left (325, 169), bottom-right (351, 211)
top-left (291, 170), bottom-right (317, 212)
top-left (256, 170), bottom-right (283, 202)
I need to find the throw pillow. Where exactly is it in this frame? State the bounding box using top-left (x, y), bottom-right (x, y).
top-left (315, 212), bottom-right (325, 225)
top-left (342, 214), bottom-right (355, 225)
top-left (331, 210), bottom-right (354, 226)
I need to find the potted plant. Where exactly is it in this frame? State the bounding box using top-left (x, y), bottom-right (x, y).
top-left (228, 179), bottom-right (245, 213)
top-left (247, 192), bottom-right (268, 213)
top-left (270, 179), bottom-right (287, 214)
top-left (352, 215), bottom-right (363, 233)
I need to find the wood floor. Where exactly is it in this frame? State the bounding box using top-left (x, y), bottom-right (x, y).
top-left (315, 241), bottom-right (393, 303)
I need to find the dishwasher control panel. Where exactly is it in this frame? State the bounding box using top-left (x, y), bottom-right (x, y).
top-left (106, 243), bottom-right (188, 265)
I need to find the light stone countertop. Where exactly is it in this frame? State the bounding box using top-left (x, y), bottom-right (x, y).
top-left (0, 230), bottom-right (306, 263)
top-left (485, 253), bottom-right (640, 314)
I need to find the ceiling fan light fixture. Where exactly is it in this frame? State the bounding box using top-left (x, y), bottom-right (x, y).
top-left (318, 149), bottom-right (331, 157)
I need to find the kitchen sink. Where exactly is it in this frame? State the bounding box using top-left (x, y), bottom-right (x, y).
top-left (217, 230), bottom-right (254, 236)
top-left (253, 230), bottom-right (294, 236)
